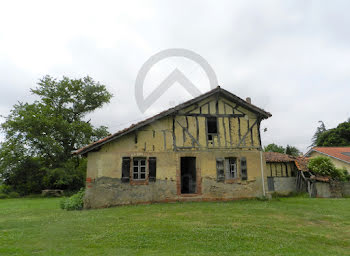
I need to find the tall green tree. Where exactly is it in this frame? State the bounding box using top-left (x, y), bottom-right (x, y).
top-left (314, 119), bottom-right (350, 147)
top-left (264, 143), bottom-right (301, 156)
top-left (311, 121), bottom-right (326, 147)
top-left (264, 143), bottom-right (285, 154)
top-left (0, 76), bottom-right (112, 194)
top-left (285, 145), bottom-right (301, 156)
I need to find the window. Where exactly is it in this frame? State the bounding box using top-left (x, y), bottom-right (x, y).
top-left (133, 158), bottom-right (146, 180)
top-left (217, 157), bottom-right (246, 182)
top-left (240, 157), bottom-right (247, 180)
top-left (216, 159), bottom-right (225, 182)
top-left (149, 157), bottom-right (156, 182)
top-left (121, 157), bottom-right (131, 183)
top-left (225, 158), bottom-right (237, 179)
top-left (122, 156), bottom-right (157, 183)
top-left (207, 117), bottom-right (218, 134)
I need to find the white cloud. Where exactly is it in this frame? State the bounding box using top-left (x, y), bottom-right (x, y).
top-left (0, 0), bottom-right (349, 154)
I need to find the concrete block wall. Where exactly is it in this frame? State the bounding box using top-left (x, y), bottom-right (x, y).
top-left (273, 177), bottom-right (296, 194)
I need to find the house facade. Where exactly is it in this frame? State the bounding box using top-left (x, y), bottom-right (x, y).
top-left (305, 147), bottom-right (350, 173)
top-left (75, 87), bottom-right (272, 208)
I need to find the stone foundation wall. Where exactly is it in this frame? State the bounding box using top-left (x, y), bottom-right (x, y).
top-left (343, 182), bottom-right (350, 196)
top-left (313, 181), bottom-right (350, 198)
top-left (84, 176), bottom-right (264, 208)
top-left (84, 177), bottom-right (177, 208)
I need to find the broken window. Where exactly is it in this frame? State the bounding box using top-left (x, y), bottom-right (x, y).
top-left (207, 117), bottom-right (218, 134)
top-left (240, 157), bottom-right (247, 180)
top-left (216, 158), bottom-right (225, 182)
top-left (133, 158), bottom-right (146, 180)
top-left (225, 158), bottom-right (237, 179)
top-left (149, 157), bottom-right (156, 182)
top-left (121, 157), bottom-right (131, 183)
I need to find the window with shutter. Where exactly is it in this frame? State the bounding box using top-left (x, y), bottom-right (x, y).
top-left (149, 157), bottom-right (156, 182)
top-left (121, 157), bottom-right (130, 183)
top-left (216, 159), bottom-right (225, 182)
top-left (240, 157), bottom-right (247, 180)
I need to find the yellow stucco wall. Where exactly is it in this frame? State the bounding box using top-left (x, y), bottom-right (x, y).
top-left (88, 148), bottom-right (265, 182)
top-left (309, 151), bottom-right (350, 173)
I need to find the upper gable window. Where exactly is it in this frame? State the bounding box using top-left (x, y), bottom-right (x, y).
top-left (207, 117), bottom-right (217, 134)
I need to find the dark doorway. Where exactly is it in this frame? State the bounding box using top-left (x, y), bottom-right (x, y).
top-left (180, 157), bottom-right (196, 194)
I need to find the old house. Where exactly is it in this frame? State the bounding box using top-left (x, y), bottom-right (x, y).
top-left (74, 86), bottom-right (272, 208)
top-left (305, 147), bottom-right (350, 173)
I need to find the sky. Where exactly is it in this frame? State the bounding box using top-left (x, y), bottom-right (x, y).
top-left (1, 0), bottom-right (350, 154)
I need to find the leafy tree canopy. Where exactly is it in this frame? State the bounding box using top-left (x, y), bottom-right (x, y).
top-left (264, 143), bottom-right (285, 154)
top-left (285, 145), bottom-right (301, 157)
top-left (314, 119), bottom-right (350, 147)
top-left (311, 121), bottom-right (326, 147)
top-left (0, 76), bottom-right (112, 194)
top-left (264, 143), bottom-right (301, 156)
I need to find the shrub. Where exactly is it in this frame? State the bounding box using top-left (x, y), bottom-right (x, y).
top-left (60, 189), bottom-right (85, 211)
top-left (43, 158), bottom-right (87, 191)
top-left (0, 185), bottom-right (20, 198)
top-left (1, 156), bottom-right (86, 196)
top-left (271, 191), bottom-right (308, 198)
top-left (0, 184), bottom-right (13, 194)
top-left (336, 167), bottom-right (350, 181)
top-left (0, 193), bottom-right (9, 199)
top-left (8, 191), bottom-right (20, 198)
top-left (256, 195), bottom-right (269, 201)
top-left (308, 156), bottom-right (349, 181)
top-left (1, 157), bottom-right (46, 195)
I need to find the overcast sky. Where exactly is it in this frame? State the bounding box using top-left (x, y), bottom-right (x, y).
top-left (1, 0), bottom-right (350, 153)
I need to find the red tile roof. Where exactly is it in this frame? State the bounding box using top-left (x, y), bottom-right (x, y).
top-left (294, 156), bottom-right (310, 172)
top-left (264, 152), bottom-right (294, 162)
top-left (264, 152), bottom-right (310, 172)
top-left (308, 147), bottom-right (350, 164)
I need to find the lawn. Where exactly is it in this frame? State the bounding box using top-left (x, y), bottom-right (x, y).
top-left (0, 197), bottom-right (349, 256)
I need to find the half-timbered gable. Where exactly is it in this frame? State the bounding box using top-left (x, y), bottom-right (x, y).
top-left (173, 95), bottom-right (262, 150)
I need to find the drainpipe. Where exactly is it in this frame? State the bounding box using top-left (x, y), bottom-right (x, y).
top-left (260, 150), bottom-right (266, 196)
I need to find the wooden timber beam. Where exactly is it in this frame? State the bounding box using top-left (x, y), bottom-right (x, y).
top-left (176, 113), bottom-right (245, 118)
top-left (175, 120), bottom-right (201, 147)
top-left (237, 119), bottom-right (258, 147)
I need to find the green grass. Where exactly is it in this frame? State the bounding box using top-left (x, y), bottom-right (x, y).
top-left (0, 197), bottom-right (350, 256)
